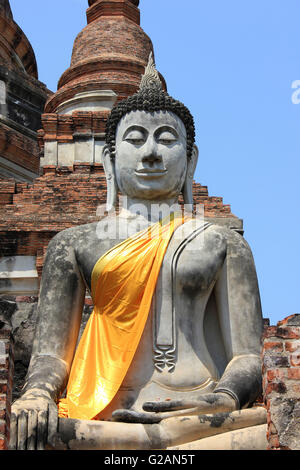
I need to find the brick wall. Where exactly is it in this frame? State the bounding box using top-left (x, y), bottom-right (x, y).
top-left (0, 326), bottom-right (14, 450)
top-left (262, 314), bottom-right (300, 450)
top-left (0, 121), bottom-right (40, 175)
top-left (0, 163), bottom-right (236, 277)
top-left (41, 111), bottom-right (109, 143)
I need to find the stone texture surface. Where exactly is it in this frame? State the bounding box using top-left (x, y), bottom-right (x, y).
top-left (53, 408), bottom-right (267, 450)
top-left (0, 296), bottom-right (93, 403)
top-left (262, 314), bottom-right (300, 450)
top-left (168, 423), bottom-right (268, 450)
top-left (0, 321), bottom-right (14, 450)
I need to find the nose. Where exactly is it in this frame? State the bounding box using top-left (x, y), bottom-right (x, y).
top-left (141, 136), bottom-right (162, 166)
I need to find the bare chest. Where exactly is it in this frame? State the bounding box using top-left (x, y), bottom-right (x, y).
top-left (76, 220), bottom-right (226, 295)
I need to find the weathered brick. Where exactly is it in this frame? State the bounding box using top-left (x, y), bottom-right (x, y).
top-left (262, 316), bottom-right (300, 450)
top-left (269, 422), bottom-right (278, 435)
top-left (264, 341), bottom-right (284, 352)
top-left (290, 354), bottom-right (300, 367)
top-left (0, 383), bottom-right (7, 395)
top-left (263, 355), bottom-right (289, 369)
top-left (266, 369), bottom-right (286, 383)
top-left (276, 327), bottom-right (300, 339)
top-left (268, 434), bottom-right (280, 449)
top-left (287, 369), bottom-right (300, 380)
top-left (263, 326), bottom-right (279, 339)
top-left (278, 314), bottom-right (300, 327)
top-left (285, 340), bottom-right (300, 353)
top-left (291, 384), bottom-right (300, 394)
top-left (265, 382), bottom-right (287, 395)
top-left (0, 437), bottom-right (7, 450)
top-left (0, 420), bottom-right (6, 435)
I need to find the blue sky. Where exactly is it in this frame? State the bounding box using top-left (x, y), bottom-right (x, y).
top-left (9, 0), bottom-right (300, 325)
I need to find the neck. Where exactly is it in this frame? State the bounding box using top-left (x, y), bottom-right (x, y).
top-left (119, 196), bottom-right (182, 223)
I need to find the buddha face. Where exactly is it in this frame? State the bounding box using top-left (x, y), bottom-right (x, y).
top-left (114, 110), bottom-right (188, 200)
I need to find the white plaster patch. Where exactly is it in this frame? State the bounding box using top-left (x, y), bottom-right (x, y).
top-left (94, 140), bottom-right (105, 163)
top-left (57, 142), bottom-right (75, 166)
top-left (42, 141), bottom-right (58, 166)
top-left (56, 90), bottom-right (117, 115)
top-left (0, 256), bottom-right (39, 295)
top-left (0, 80), bottom-right (6, 105)
top-left (75, 139), bottom-right (94, 163)
top-left (0, 340), bottom-right (6, 364)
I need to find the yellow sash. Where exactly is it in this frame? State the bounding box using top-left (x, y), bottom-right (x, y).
top-left (58, 213), bottom-right (187, 420)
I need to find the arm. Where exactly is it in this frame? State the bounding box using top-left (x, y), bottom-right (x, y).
top-left (213, 228), bottom-right (263, 408)
top-left (10, 230), bottom-right (86, 449)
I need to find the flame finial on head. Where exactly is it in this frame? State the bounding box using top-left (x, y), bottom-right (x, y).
top-left (139, 52), bottom-right (163, 93)
top-left (106, 51), bottom-right (195, 161)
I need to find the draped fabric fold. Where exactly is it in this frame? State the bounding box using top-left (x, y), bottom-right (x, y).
top-left (58, 213), bottom-right (187, 420)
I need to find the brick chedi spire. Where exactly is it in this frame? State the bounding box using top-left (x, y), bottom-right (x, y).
top-left (44, 0), bottom-right (166, 115)
top-left (40, 0), bottom-right (166, 169)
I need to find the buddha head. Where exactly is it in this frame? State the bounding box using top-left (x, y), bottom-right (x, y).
top-left (103, 53), bottom-right (198, 211)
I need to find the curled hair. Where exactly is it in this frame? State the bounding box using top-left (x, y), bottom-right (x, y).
top-left (105, 89), bottom-right (196, 159)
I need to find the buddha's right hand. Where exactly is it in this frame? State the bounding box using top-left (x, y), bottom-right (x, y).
top-left (9, 388), bottom-right (58, 450)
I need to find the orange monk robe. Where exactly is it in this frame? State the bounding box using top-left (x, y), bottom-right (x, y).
top-left (58, 213), bottom-right (188, 420)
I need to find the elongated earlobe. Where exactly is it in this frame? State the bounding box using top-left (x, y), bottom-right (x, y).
top-left (102, 145), bottom-right (117, 212)
top-left (183, 144), bottom-right (199, 208)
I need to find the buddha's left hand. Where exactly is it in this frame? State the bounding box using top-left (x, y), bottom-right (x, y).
top-left (111, 392), bottom-right (237, 424)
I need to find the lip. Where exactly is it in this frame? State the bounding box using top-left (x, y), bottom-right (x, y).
top-left (135, 169), bottom-right (167, 178)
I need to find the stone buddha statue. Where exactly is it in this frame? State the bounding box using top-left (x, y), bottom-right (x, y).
top-left (9, 55), bottom-right (266, 451)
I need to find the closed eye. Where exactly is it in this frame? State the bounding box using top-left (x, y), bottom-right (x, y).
top-left (124, 130), bottom-right (146, 145)
top-left (157, 131), bottom-right (177, 145)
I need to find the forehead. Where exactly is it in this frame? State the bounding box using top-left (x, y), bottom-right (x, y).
top-left (116, 110), bottom-right (187, 137)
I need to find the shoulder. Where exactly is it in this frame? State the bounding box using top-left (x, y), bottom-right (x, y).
top-left (47, 222), bottom-right (101, 252)
top-left (207, 223), bottom-right (254, 257)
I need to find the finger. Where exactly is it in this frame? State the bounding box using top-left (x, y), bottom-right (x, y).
top-left (154, 407), bottom-right (201, 421)
top-left (27, 410), bottom-right (38, 450)
top-left (8, 410), bottom-right (17, 450)
top-left (17, 410), bottom-right (28, 450)
top-left (143, 400), bottom-right (197, 413)
top-left (112, 407), bottom-right (201, 424)
top-left (37, 410), bottom-right (48, 450)
top-left (111, 409), bottom-right (162, 424)
top-left (46, 404), bottom-right (58, 449)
